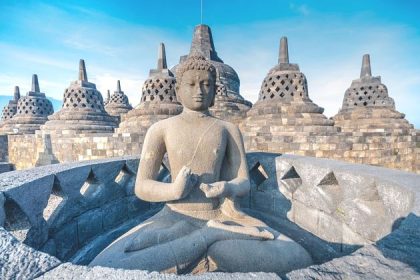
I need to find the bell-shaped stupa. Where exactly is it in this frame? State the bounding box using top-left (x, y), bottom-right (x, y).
top-left (171, 24), bottom-right (252, 123)
top-left (105, 80), bottom-right (133, 122)
top-left (241, 37), bottom-right (338, 152)
top-left (116, 43), bottom-right (182, 134)
top-left (1, 86), bottom-right (20, 121)
top-left (0, 75), bottom-right (54, 134)
top-left (333, 54), bottom-right (413, 133)
top-left (41, 59), bottom-right (117, 134)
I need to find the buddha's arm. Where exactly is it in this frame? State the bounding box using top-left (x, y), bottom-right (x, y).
top-left (135, 124), bottom-right (195, 202)
top-left (222, 124), bottom-right (250, 197)
top-left (201, 124), bottom-right (250, 198)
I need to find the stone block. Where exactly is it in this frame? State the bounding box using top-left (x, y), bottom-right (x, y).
top-left (5, 175), bottom-right (54, 224)
top-left (0, 227), bottom-right (61, 279)
top-left (91, 161), bottom-right (125, 184)
top-left (102, 199), bottom-right (128, 230)
top-left (0, 192), bottom-right (4, 227)
top-left (290, 200), bottom-right (319, 235)
top-left (126, 196), bottom-right (150, 218)
top-left (54, 220), bottom-right (78, 260)
top-left (251, 190), bottom-right (274, 214)
top-left (77, 208), bottom-right (103, 245)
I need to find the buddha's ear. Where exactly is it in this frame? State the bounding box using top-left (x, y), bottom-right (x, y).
top-left (175, 83), bottom-right (183, 104)
top-left (209, 87), bottom-right (215, 107)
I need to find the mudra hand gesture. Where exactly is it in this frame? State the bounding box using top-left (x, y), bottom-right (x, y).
top-left (171, 166), bottom-right (198, 200)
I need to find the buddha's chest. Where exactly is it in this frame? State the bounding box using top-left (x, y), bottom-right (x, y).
top-left (165, 122), bottom-right (227, 173)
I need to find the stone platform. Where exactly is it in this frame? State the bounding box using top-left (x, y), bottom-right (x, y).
top-left (0, 153), bottom-right (419, 279)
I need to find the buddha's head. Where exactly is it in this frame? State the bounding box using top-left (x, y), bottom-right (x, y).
top-left (176, 55), bottom-right (217, 111)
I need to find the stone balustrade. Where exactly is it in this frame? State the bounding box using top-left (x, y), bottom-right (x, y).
top-left (0, 153), bottom-right (419, 279)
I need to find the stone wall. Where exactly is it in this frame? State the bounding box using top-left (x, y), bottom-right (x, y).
top-left (242, 130), bottom-right (418, 173)
top-left (0, 153), bottom-right (419, 279)
top-left (5, 128), bottom-right (419, 173)
top-left (0, 134), bottom-right (8, 161)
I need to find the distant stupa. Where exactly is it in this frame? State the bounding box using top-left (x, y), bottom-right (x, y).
top-left (41, 59), bottom-right (117, 134)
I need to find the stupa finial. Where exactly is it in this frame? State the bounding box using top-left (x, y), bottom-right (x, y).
top-left (117, 80), bottom-right (122, 92)
top-left (79, 59), bottom-right (88, 81)
top-left (157, 43), bottom-right (167, 70)
top-left (107, 90), bottom-right (111, 99)
top-left (32, 74), bottom-right (40, 92)
top-left (279, 37), bottom-right (289, 64)
top-left (14, 86), bottom-right (20, 101)
top-left (360, 54), bottom-right (372, 78)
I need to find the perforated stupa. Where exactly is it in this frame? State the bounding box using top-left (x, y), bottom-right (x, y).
top-left (333, 54), bottom-right (413, 133)
top-left (1, 86), bottom-right (20, 122)
top-left (0, 75), bottom-right (54, 134)
top-left (116, 43), bottom-right (182, 134)
top-left (104, 80), bottom-right (133, 121)
top-left (240, 37), bottom-right (339, 152)
top-left (41, 59), bottom-right (117, 134)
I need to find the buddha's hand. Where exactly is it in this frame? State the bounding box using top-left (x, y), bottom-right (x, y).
top-left (200, 181), bottom-right (228, 198)
top-left (203, 220), bottom-right (274, 245)
top-left (172, 166), bottom-right (198, 200)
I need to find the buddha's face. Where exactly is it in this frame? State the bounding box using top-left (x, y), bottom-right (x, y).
top-left (177, 69), bottom-right (215, 111)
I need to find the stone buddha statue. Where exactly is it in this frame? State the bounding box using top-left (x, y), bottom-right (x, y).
top-left (90, 55), bottom-right (312, 274)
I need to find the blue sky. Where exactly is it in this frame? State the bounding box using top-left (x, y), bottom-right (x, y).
top-left (0, 0), bottom-right (419, 127)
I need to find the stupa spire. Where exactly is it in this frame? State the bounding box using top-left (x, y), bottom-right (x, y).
top-left (14, 86), bottom-right (20, 101)
top-left (117, 80), bottom-right (122, 92)
top-left (32, 74), bottom-right (40, 92)
top-left (157, 43), bottom-right (167, 70)
top-left (190, 24), bottom-right (222, 62)
top-left (79, 59), bottom-right (88, 81)
top-left (107, 90), bottom-right (111, 99)
top-left (279, 37), bottom-right (289, 64)
top-left (360, 54), bottom-right (372, 78)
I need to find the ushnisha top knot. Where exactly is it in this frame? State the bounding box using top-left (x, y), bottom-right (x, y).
top-left (176, 55), bottom-right (217, 82)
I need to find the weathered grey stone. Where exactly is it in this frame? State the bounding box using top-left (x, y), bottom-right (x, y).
top-left (4, 174), bottom-right (54, 224)
top-left (285, 214), bottom-right (420, 280)
top-left (102, 199), bottom-right (128, 230)
top-left (77, 208), bottom-right (103, 245)
top-left (54, 220), bottom-right (78, 260)
top-left (38, 263), bottom-right (280, 279)
top-left (54, 165), bottom-right (92, 198)
top-left (0, 192), bottom-right (4, 227)
top-left (0, 227), bottom-right (60, 279)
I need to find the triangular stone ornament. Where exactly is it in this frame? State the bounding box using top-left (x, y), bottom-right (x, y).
top-left (359, 180), bottom-right (381, 201)
top-left (43, 176), bottom-right (65, 221)
top-left (80, 169), bottom-right (102, 196)
top-left (317, 171), bottom-right (339, 186)
top-left (281, 166), bottom-right (300, 180)
top-left (4, 197), bottom-right (31, 242)
top-left (249, 162), bottom-right (269, 187)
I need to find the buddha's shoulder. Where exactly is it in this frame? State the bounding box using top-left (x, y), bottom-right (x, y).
top-left (213, 117), bottom-right (241, 134)
top-left (147, 115), bottom-right (181, 132)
